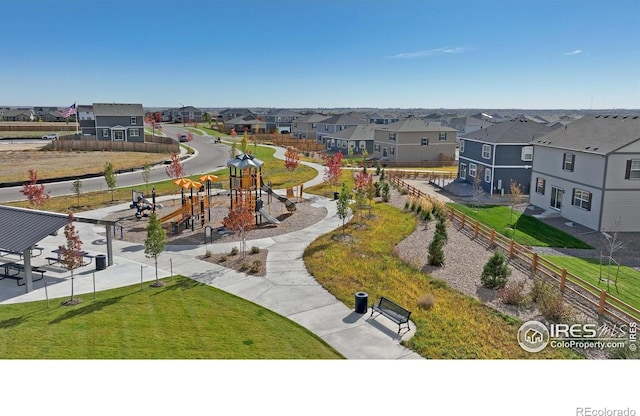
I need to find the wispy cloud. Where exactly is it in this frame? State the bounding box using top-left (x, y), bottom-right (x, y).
top-left (564, 49), bottom-right (583, 56)
top-left (388, 47), bottom-right (467, 59)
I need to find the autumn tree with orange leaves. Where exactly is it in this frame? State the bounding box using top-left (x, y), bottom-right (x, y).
top-left (223, 195), bottom-right (255, 257)
top-left (284, 147), bottom-right (300, 181)
top-left (21, 169), bottom-right (50, 210)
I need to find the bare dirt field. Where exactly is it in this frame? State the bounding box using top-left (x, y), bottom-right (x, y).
top-left (0, 146), bottom-right (171, 182)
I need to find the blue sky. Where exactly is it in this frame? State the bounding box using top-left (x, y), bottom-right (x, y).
top-left (1, 0), bottom-right (639, 109)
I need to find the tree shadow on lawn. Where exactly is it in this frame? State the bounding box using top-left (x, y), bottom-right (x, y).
top-left (49, 295), bottom-right (125, 324)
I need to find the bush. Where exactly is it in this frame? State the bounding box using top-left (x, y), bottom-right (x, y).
top-left (428, 233), bottom-right (446, 266)
top-left (230, 247), bottom-right (239, 256)
top-left (481, 251), bottom-right (511, 289)
top-left (435, 216), bottom-right (448, 242)
top-left (218, 255), bottom-right (227, 263)
top-left (380, 181), bottom-right (390, 202)
top-left (250, 246), bottom-right (260, 254)
top-left (204, 249), bottom-right (212, 258)
top-left (249, 260), bottom-right (262, 274)
top-left (417, 293), bottom-right (436, 310)
top-left (530, 280), bottom-right (573, 322)
top-left (239, 262), bottom-right (250, 272)
top-left (498, 280), bottom-right (529, 306)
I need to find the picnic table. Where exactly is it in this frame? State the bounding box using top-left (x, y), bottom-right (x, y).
top-left (0, 245), bottom-right (44, 259)
top-left (50, 249), bottom-right (95, 266)
top-left (0, 262), bottom-right (46, 286)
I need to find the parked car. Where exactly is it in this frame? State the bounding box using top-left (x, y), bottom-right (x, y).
top-left (178, 134), bottom-right (188, 142)
top-left (42, 133), bottom-right (59, 140)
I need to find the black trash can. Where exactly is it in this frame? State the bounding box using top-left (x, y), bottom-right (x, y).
top-left (355, 292), bottom-right (368, 314)
top-left (96, 254), bottom-right (107, 271)
top-left (334, 191), bottom-right (339, 200)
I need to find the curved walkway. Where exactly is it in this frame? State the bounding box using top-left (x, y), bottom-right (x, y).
top-left (0, 146), bottom-right (421, 359)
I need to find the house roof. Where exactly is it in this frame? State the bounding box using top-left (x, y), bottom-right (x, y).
top-left (265, 108), bottom-right (301, 117)
top-left (325, 124), bottom-right (376, 140)
top-left (377, 116), bottom-right (457, 133)
top-left (227, 153), bottom-right (264, 169)
top-left (448, 116), bottom-right (494, 128)
top-left (219, 108), bottom-right (255, 116)
top-left (317, 114), bottom-right (367, 126)
top-left (295, 113), bottom-right (330, 123)
top-left (533, 114), bottom-right (640, 155)
top-left (225, 115), bottom-right (265, 125)
top-left (93, 103), bottom-right (144, 117)
top-left (460, 117), bottom-right (556, 144)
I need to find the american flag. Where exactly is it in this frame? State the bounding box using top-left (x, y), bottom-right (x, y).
top-left (61, 103), bottom-right (76, 118)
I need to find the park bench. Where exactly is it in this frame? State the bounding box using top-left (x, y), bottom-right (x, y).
top-left (0, 262), bottom-right (46, 286)
top-left (49, 250), bottom-right (95, 266)
top-left (369, 296), bottom-right (412, 334)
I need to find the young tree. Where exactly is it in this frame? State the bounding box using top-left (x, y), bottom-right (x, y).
top-left (21, 169), bottom-right (49, 210)
top-left (241, 130), bottom-right (249, 154)
top-left (428, 233), bottom-right (446, 266)
top-left (481, 251), bottom-right (511, 289)
top-left (508, 180), bottom-right (522, 235)
top-left (380, 181), bottom-right (390, 202)
top-left (103, 161), bottom-right (117, 202)
top-left (141, 162), bottom-right (151, 194)
top-left (336, 181), bottom-right (351, 235)
top-left (71, 178), bottom-right (82, 207)
top-left (471, 165), bottom-right (485, 211)
top-left (145, 213), bottom-right (167, 286)
top-left (324, 151), bottom-right (343, 190)
top-left (59, 212), bottom-right (84, 305)
top-left (223, 196), bottom-right (255, 257)
top-left (230, 141), bottom-right (239, 158)
top-left (361, 149), bottom-right (368, 174)
top-left (435, 215), bottom-right (448, 242)
top-left (284, 146), bottom-right (300, 181)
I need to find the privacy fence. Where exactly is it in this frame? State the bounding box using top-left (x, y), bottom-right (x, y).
top-left (388, 173), bottom-right (640, 326)
top-left (45, 138), bottom-right (179, 154)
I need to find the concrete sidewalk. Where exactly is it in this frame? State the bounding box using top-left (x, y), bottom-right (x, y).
top-left (0, 147), bottom-right (422, 359)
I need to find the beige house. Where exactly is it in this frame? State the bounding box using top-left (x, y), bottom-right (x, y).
top-left (372, 116), bottom-right (458, 163)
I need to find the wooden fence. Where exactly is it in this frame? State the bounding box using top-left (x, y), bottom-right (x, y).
top-left (0, 122), bottom-right (78, 131)
top-left (389, 174), bottom-right (640, 325)
top-left (45, 138), bottom-right (179, 154)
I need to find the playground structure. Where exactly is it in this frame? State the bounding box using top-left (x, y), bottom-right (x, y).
top-left (227, 153), bottom-right (297, 226)
top-left (159, 177), bottom-right (226, 234)
top-left (130, 189), bottom-right (162, 219)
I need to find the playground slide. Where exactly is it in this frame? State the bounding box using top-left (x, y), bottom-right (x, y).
top-left (258, 207), bottom-right (280, 224)
top-left (260, 179), bottom-right (297, 212)
top-left (159, 207), bottom-right (186, 224)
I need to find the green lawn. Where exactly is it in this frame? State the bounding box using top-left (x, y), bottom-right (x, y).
top-left (449, 203), bottom-right (593, 249)
top-left (0, 276), bottom-right (342, 359)
top-left (542, 256), bottom-right (640, 318)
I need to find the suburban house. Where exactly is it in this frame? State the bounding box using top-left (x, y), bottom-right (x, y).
top-left (372, 116), bottom-right (458, 163)
top-left (217, 108), bottom-right (255, 121)
top-left (89, 103), bottom-right (145, 142)
top-left (367, 112), bottom-right (399, 125)
top-left (162, 106), bottom-right (204, 124)
top-left (77, 104), bottom-right (96, 136)
top-left (458, 117), bottom-right (556, 195)
top-left (292, 113), bottom-right (329, 139)
top-left (528, 114), bottom-right (640, 232)
top-left (448, 116), bottom-right (494, 136)
top-left (324, 124), bottom-right (376, 155)
top-left (223, 114), bottom-right (267, 134)
top-left (263, 108), bottom-right (301, 133)
top-left (1, 108), bottom-right (34, 121)
top-left (315, 113), bottom-right (367, 145)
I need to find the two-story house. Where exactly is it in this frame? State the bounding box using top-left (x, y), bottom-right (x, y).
top-left (528, 115), bottom-right (640, 232)
top-left (315, 113), bottom-right (367, 145)
top-left (92, 103), bottom-right (145, 142)
top-left (77, 104), bottom-right (96, 136)
top-left (292, 113), bottom-right (329, 139)
top-left (263, 108), bottom-right (301, 133)
top-left (372, 116), bottom-right (457, 163)
top-left (324, 124), bottom-right (376, 155)
top-left (458, 118), bottom-right (556, 195)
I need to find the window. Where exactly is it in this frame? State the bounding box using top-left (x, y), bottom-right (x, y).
top-left (482, 144), bottom-right (491, 159)
top-left (359, 141), bottom-right (366, 149)
top-left (324, 125), bottom-right (329, 131)
top-left (341, 140), bottom-right (347, 148)
top-left (469, 163), bottom-right (477, 178)
top-left (312, 123), bottom-right (317, 128)
top-left (374, 144), bottom-right (380, 152)
top-left (130, 129), bottom-right (139, 137)
top-left (563, 152), bottom-right (575, 171)
top-left (536, 177), bottom-right (545, 194)
top-left (130, 117), bottom-right (137, 125)
top-left (102, 129), bottom-right (109, 137)
top-left (550, 187), bottom-right (563, 210)
top-left (439, 132), bottom-right (447, 141)
top-left (390, 147), bottom-right (395, 156)
top-left (421, 137), bottom-right (429, 146)
top-left (572, 189), bottom-right (592, 211)
top-left (484, 167), bottom-right (491, 183)
top-left (625, 159), bottom-right (640, 179)
top-left (459, 163), bottom-right (467, 179)
top-left (459, 140), bottom-right (465, 153)
top-left (389, 132), bottom-right (396, 141)
top-left (294, 123), bottom-right (297, 128)
top-left (382, 148), bottom-right (388, 158)
top-left (113, 130), bottom-right (124, 141)
top-left (521, 146), bottom-right (533, 161)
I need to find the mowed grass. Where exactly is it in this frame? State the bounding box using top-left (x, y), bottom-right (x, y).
top-left (0, 276), bottom-right (342, 359)
top-left (449, 203), bottom-right (593, 249)
top-left (303, 202), bottom-right (580, 359)
top-left (541, 256), bottom-right (640, 318)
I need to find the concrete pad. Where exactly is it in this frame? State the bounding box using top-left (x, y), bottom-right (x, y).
top-left (287, 303), bottom-right (370, 337)
top-left (321, 324), bottom-right (417, 359)
top-left (264, 271), bottom-right (320, 286)
top-left (219, 276), bottom-right (274, 302)
top-left (254, 285), bottom-right (338, 316)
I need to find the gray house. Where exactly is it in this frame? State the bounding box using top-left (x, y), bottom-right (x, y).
top-left (372, 116), bottom-right (457, 163)
top-left (292, 113), bottom-right (329, 139)
top-left (458, 118), bottom-right (556, 195)
top-left (528, 115), bottom-right (640, 232)
top-left (92, 103), bottom-right (145, 142)
top-left (324, 124), bottom-right (376, 155)
top-left (264, 108), bottom-right (301, 133)
top-left (78, 104), bottom-right (96, 136)
top-left (315, 113), bottom-right (367, 145)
